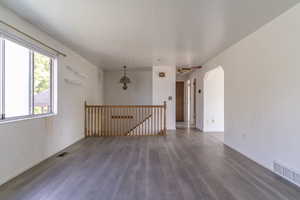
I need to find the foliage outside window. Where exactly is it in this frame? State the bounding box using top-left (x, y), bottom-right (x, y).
top-left (34, 52), bottom-right (51, 115)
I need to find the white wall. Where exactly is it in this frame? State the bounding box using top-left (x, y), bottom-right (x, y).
top-left (104, 69), bottom-right (152, 105)
top-left (0, 5), bottom-right (103, 185)
top-left (199, 3), bottom-right (300, 172)
top-left (153, 66), bottom-right (176, 130)
top-left (203, 67), bottom-right (224, 132)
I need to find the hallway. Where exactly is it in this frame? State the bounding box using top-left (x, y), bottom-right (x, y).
top-left (176, 121), bottom-right (196, 129)
top-left (1, 129), bottom-right (299, 200)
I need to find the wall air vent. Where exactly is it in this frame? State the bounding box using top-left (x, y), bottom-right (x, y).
top-left (273, 161), bottom-right (300, 187)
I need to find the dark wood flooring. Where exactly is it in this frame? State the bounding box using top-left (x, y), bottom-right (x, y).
top-left (1, 128), bottom-right (300, 200)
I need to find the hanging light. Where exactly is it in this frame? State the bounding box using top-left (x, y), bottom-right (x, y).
top-left (119, 65), bottom-right (131, 90)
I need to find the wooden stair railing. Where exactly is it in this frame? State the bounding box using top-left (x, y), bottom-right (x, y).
top-left (126, 114), bottom-right (152, 136)
top-left (84, 102), bottom-right (167, 137)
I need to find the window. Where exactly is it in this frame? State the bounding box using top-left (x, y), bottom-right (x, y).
top-left (33, 52), bottom-right (52, 114)
top-left (0, 33), bottom-right (57, 122)
top-left (4, 39), bottom-right (30, 118)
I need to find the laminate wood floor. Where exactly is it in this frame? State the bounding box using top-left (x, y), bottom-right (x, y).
top-left (1, 128), bottom-right (300, 200)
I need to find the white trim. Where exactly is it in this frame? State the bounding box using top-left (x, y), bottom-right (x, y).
top-left (0, 113), bottom-right (57, 125)
top-left (0, 37), bottom-right (3, 119)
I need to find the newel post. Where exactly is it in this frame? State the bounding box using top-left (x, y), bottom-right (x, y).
top-left (163, 101), bottom-right (167, 135)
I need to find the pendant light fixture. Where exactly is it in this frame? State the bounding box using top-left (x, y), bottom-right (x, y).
top-left (119, 65), bottom-right (131, 90)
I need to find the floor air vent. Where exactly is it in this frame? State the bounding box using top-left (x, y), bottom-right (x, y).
top-left (274, 161), bottom-right (300, 187)
top-left (57, 152), bottom-right (68, 157)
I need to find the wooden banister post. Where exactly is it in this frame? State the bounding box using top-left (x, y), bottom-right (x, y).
top-left (84, 101), bottom-right (87, 138)
top-left (163, 101), bottom-right (167, 135)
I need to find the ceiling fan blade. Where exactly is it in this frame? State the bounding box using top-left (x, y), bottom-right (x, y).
top-left (176, 65), bottom-right (202, 74)
top-left (181, 67), bottom-right (192, 71)
top-left (190, 66), bottom-right (202, 69)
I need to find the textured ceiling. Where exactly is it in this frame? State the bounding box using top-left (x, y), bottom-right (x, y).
top-left (0, 0), bottom-right (299, 69)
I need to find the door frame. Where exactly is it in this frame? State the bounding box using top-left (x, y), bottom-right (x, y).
top-left (193, 78), bottom-right (197, 123)
top-left (176, 81), bottom-right (185, 122)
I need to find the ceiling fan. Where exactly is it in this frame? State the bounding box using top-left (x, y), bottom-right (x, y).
top-left (177, 65), bottom-right (202, 74)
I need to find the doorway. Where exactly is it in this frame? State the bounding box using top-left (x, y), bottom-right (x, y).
top-left (176, 81), bottom-right (184, 122)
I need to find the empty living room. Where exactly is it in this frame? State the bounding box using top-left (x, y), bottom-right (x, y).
top-left (1, 0), bottom-right (300, 199)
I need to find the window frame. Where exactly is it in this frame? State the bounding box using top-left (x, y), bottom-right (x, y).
top-left (0, 30), bottom-right (57, 123)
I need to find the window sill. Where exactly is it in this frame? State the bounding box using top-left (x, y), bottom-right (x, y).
top-left (0, 113), bottom-right (57, 125)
